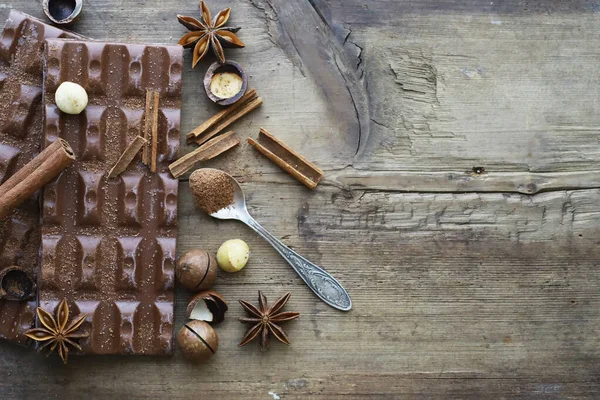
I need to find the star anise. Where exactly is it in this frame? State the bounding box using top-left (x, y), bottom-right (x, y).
top-left (238, 291), bottom-right (299, 351)
top-left (24, 298), bottom-right (88, 364)
top-left (177, 1), bottom-right (245, 67)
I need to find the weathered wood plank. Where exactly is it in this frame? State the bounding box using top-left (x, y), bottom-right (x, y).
top-left (327, 169), bottom-right (600, 194)
top-left (317, 0), bottom-right (600, 23)
top-left (354, 15), bottom-right (600, 172)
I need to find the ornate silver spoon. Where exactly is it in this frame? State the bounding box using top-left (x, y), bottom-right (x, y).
top-left (195, 169), bottom-right (352, 311)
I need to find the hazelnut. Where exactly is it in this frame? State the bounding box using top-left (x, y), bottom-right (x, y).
top-left (55, 81), bottom-right (88, 115)
top-left (216, 239), bottom-right (249, 272)
top-left (177, 320), bottom-right (218, 362)
top-left (176, 249), bottom-right (217, 292)
top-left (186, 290), bottom-right (228, 324)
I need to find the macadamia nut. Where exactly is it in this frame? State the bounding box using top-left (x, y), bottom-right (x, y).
top-left (177, 320), bottom-right (218, 362)
top-left (210, 72), bottom-right (243, 99)
top-left (176, 249), bottom-right (217, 292)
top-left (55, 81), bottom-right (88, 114)
top-left (216, 239), bottom-right (249, 272)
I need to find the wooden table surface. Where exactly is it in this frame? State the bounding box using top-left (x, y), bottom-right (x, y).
top-left (1, 0), bottom-right (600, 398)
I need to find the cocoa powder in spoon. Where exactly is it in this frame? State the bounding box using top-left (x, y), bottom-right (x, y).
top-left (189, 169), bottom-right (235, 214)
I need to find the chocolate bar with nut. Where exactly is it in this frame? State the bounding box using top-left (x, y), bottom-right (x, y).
top-left (40, 38), bottom-right (182, 355)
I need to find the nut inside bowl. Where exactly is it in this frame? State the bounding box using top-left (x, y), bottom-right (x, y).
top-left (0, 266), bottom-right (36, 301)
top-left (203, 61), bottom-right (248, 106)
top-left (43, 0), bottom-right (83, 25)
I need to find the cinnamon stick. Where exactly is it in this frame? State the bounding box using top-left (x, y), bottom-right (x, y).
top-left (248, 128), bottom-right (323, 189)
top-left (0, 139), bottom-right (75, 219)
top-left (142, 90), bottom-right (153, 165)
top-left (108, 136), bottom-right (147, 178)
top-left (151, 91), bottom-right (160, 173)
top-left (169, 131), bottom-right (240, 178)
top-left (185, 88), bottom-right (262, 145)
top-left (195, 97), bottom-right (262, 146)
top-left (186, 89), bottom-right (257, 142)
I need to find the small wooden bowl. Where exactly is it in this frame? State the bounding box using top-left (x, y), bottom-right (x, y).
top-left (43, 0), bottom-right (83, 25)
top-left (203, 61), bottom-right (248, 106)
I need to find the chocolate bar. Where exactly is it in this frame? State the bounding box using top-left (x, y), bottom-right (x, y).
top-left (0, 10), bottom-right (83, 346)
top-left (40, 38), bottom-right (182, 355)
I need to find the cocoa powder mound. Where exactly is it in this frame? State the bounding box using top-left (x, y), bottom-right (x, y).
top-left (189, 169), bottom-right (235, 214)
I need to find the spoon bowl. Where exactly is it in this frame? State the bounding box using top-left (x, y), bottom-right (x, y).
top-left (207, 170), bottom-right (248, 222)
top-left (194, 169), bottom-right (352, 311)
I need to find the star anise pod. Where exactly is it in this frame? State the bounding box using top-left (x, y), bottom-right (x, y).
top-left (238, 291), bottom-right (299, 351)
top-left (177, 1), bottom-right (245, 67)
top-left (24, 298), bottom-right (88, 364)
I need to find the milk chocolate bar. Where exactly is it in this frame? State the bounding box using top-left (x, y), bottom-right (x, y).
top-left (40, 38), bottom-right (182, 355)
top-left (0, 11), bottom-right (83, 346)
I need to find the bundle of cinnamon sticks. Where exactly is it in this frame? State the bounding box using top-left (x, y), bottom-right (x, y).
top-left (186, 88), bottom-right (262, 145)
top-left (169, 88), bottom-right (262, 178)
top-left (170, 87), bottom-right (324, 189)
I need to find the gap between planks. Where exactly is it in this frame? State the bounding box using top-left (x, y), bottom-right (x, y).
top-left (175, 169), bottom-right (600, 195)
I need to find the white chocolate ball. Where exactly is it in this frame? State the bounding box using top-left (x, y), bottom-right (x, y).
top-left (55, 81), bottom-right (88, 115)
top-left (216, 239), bottom-right (250, 272)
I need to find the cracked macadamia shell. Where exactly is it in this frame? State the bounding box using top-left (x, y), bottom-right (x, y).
top-left (176, 249), bottom-right (218, 292)
top-left (43, 0), bottom-right (83, 25)
top-left (177, 320), bottom-right (218, 362)
top-left (186, 290), bottom-right (228, 324)
top-left (0, 266), bottom-right (36, 301)
top-left (203, 61), bottom-right (248, 106)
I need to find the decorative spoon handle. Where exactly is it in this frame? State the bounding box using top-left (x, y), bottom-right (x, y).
top-left (245, 216), bottom-right (352, 311)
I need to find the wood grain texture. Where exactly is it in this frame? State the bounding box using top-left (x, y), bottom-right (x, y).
top-left (1, 0), bottom-right (600, 398)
